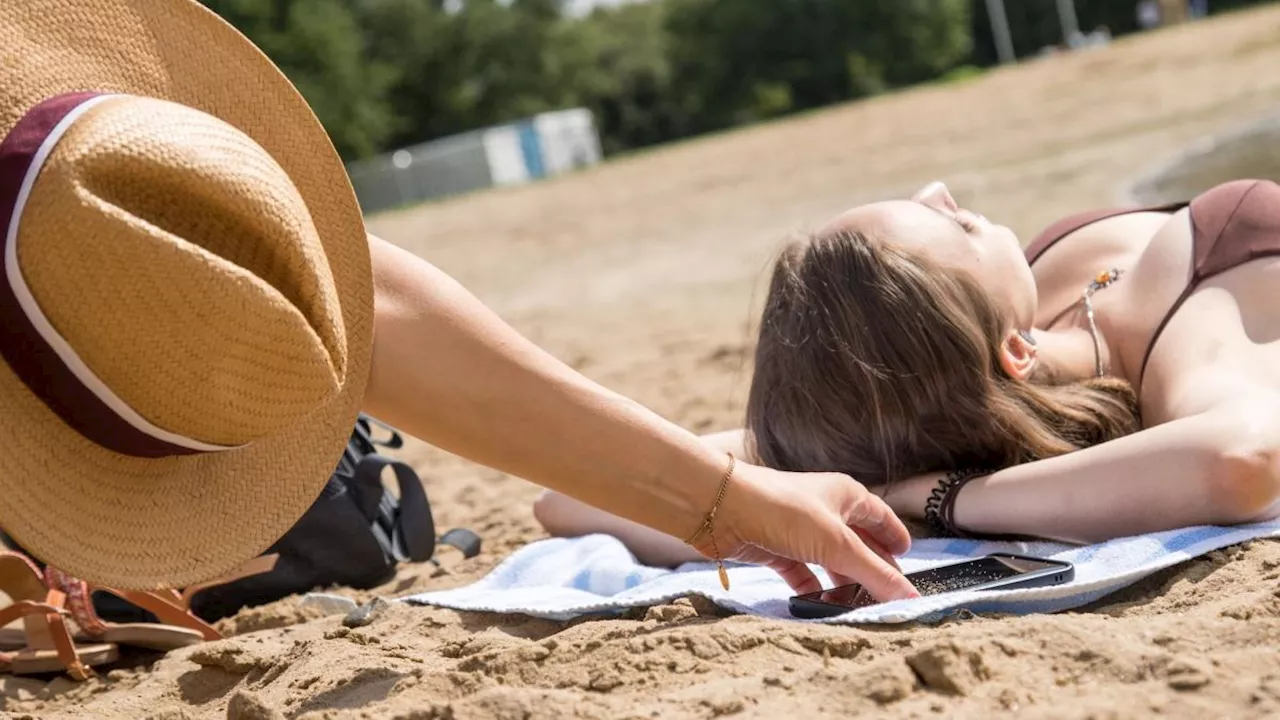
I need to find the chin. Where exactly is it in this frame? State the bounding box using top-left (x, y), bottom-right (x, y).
top-left (1021, 269), bottom-right (1040, 312)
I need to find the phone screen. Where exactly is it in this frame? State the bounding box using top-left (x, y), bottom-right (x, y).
top-left (798, 555), bottom-right (1064, 611)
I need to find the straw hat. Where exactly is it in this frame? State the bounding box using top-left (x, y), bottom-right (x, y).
top-left (0, 1), bottom-right (374, 590)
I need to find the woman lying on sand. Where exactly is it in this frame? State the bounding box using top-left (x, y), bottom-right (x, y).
top-left (536, 179), bottom-right (1280, 568)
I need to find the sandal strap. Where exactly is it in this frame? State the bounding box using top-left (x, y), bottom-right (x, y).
top-left (42, 554), bottom-right (280, 643)
top-left (180, 553), bottom-right (280, 607)
top-left (34, 553), bottom-right (281, 647)
top-left (44, 567), bottom-right (108, 637)
top-left (43, 605), bottom-right (92, 681)
top-left (0, 599), bottom-right (67, 627)
top-left (110, 589), bottom-right (223, 641)
top-left (0, 562), bottom-right (92, 681)
top-left (47, 582), bottom-right (223, 642)
top-left (45, 576), bottom-right (220, 642)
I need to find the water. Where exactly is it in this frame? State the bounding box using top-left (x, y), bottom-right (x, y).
top-left (1130, 115), bottom-right (1280, 205)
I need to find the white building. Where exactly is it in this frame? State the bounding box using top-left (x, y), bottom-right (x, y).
top-left (346, 108), bottom-right (604, 214)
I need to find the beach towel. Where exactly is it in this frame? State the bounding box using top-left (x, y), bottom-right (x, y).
top-left (397, 520), bottom-right (1280, 624)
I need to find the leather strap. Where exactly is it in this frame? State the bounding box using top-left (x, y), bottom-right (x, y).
top-left (179, 554), bottom-right (280, 606)
top-left (101, 589), bottom-right (221, 641)
top-left (0, 598), bottom-right (67, 627)
top-left (46, 553), bottom-right (282, 643)
top-left (0, 556), bottom-right (90, 680)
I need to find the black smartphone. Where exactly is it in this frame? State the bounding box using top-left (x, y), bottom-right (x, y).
top-left (788, 553), bottom-right (1074, 619)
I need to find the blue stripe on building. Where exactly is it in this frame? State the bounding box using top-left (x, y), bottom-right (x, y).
top-left (517, 121), bottom-right (545, 179)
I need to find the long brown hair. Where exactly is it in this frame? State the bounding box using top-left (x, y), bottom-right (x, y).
top-left (744, 228), bottom-right (1140, 486)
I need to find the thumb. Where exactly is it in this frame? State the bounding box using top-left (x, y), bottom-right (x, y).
top-left (734, 545), bottom-right (823, 595)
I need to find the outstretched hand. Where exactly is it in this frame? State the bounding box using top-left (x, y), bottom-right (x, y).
top-left (692, 460), bottom-right (919, 603)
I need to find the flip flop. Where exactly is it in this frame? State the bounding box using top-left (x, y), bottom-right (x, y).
top-left (45, 554), bottom-right (281, 651)
top-left (0, 552), bottom-right (117, 679)
top-left (0, 554), bottom-right (279, 654)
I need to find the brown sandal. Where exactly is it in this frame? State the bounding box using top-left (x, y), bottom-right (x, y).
top-left (0, 552), bottom-right (117, 679)
top-left (0, 554), bottom-right (279, 657)
top-left (44, 554), bottom-right (280, 650)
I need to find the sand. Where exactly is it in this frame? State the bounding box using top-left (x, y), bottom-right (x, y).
top-left (9, 7), bottom-right (1280, 718)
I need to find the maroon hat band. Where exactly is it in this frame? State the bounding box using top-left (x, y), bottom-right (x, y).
top-left (0, 92), bottom-right (237, 458)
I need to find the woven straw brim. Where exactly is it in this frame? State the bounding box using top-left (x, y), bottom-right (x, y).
top-left (0, 0), bottom-right (373, 590)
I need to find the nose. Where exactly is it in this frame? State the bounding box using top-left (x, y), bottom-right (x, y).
top-left (911, 181), bottom-right (958, 214)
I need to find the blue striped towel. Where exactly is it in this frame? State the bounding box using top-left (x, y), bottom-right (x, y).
top-left (402, 520), bottom-right (1280, 624)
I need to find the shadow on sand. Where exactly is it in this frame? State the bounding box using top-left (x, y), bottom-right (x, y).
top-left (1130, 114), bottom-right (1280, 204)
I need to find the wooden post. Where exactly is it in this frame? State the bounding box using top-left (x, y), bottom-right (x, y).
top-left (1158, 0), bottom-right (1191, 25)
top-left (1056, 0), bottom-right (1081, 45)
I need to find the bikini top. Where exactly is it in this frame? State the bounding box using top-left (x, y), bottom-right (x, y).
top-left (1024, 179), bottom-right (1280, 387)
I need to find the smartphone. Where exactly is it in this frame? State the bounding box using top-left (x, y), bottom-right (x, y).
top-left (788, 553), bottom-right (1074, 619)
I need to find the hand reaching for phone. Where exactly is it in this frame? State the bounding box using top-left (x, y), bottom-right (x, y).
top-left (687, 460), bottom-right (920, 603)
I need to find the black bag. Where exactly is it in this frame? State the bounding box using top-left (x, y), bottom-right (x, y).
top-left (2, 414), bottom-right (482, 623)
top-left (184, 414), bottom-right (482, 622)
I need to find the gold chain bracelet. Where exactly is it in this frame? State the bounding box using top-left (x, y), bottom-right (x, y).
top-left (684, 452), bottom-right (735, 591)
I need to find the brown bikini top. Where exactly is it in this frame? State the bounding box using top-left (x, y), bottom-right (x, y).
top-left (1025, 180), bottom-right (1280, 387)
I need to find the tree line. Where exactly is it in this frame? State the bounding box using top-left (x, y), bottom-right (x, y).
top-left (201, 0), bottom-right (1277, 162)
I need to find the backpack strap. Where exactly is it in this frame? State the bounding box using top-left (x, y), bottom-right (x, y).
top-left (348, 456), bottom-right (482, 564)
top-left (349, 453), bottom-right (438, 563)
top-left (358, 414), bottom-right (404, 450)
top-left (438, 528), bottom-right (482, 560)
top-left (346, 414), bottom-right (482, 565)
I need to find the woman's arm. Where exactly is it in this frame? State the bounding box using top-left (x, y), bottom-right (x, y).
top-left (884, 400), bottom-right (1280, 544)
top-left (363, 236), bottom-right (726, 541)
top-left (532, 429), bottom-right (752, 567)
top-left (533, 492), bottom-right (703, 567)
top-left (360, 237), bottom-right (917, 599)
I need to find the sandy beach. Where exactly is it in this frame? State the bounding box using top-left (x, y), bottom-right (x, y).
top-left (8, 7), bottom-right (1280, 718)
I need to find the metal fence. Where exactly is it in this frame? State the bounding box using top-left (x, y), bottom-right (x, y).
top-left (345, 108), bottom-right (603, 215)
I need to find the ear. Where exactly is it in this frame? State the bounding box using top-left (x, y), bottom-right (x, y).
top-left (999, 329), bottom-right (1038, 381)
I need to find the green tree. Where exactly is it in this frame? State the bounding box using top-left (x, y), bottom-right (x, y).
top-left (969, 0), bottom-right (1280, 67)
top-left (199, 0), bottom-right (992, 160)
top-left (358, 0), bottom-right (580, 148)
top-left (663, 0), bottom-right (973, 135)
top-left (202, 0), bottom-right (401, 160)
top-left (553, 1), bottom-right (691, 153)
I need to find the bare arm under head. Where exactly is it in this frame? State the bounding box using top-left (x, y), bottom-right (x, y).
top-left (536, 392), bottom-right (1280, 557)
top-left (883, 398), bottom-right (1280, 544)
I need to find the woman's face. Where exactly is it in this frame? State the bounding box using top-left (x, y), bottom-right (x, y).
top-left (820, 182), bottom-right (1038, 330)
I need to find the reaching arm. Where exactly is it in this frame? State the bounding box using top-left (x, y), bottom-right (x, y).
top-left (359, 236), bottom-right (917, 600)
top-left (884, 401), bottom-right (1280, 544)
top-left (362, 236), bottom-right (728, 542)
top-left (533, 429), bottom-right (751, 567)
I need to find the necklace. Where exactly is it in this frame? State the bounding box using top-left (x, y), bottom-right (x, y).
top-left (1080, 268), bottom-right (1123, 377)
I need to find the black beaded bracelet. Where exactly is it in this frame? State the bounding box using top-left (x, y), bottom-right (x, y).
top-left (924, 468), bottom-right (993, 537)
